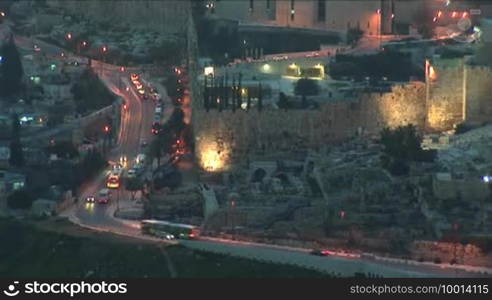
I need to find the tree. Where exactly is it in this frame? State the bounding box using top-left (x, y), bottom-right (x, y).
top-left (46, 141), bottom-right (80, 159)
top-left (257, 83), bottom-right (263, 112)
top-left (0, 36), bottom-right (24, 97)
top-left (379, 125), bottom-right (436, 175)
top-left (412, 5), bottom-right (436, 39)
top-left (7, 189), bottom-right (35, 209)
top-left (10, 113), bottom-right (20, 138)
top-left (294, 78), bottom-right (320, 108)
top-left (295, 78), bottom-right (320, 97)
top-left (277, 92), bottom-right (290, 110)
top-left (474, 43), bottom-right (492, 67)
top-left (70, 68), bottom-right (115, 114)
top-left (9, 114), bottom-right (24, 167)
top-left (80, 149), bottom-right (107, 180)
top-left (9, 139), bottom-right (24, 167)
top-left (168, 107), bottom-right (186, 134)
top-left (148, 139), bottom-right (163, 167)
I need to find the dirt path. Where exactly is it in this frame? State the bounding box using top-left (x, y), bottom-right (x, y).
top-left (159, 244), bottom-right (178, 278)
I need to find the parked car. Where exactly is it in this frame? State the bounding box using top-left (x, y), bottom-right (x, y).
top-left (98, 189), bottom-right (111, 204)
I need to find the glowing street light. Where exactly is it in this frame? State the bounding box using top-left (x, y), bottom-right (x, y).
top-left (462, 12), bottom-right (468, 18)
top-left (0, 11), bottom-right (6, 17)
top-left (452, 11), bottom-right (457, 18)
top-left (102, 46), bottom-right (108, 53)
top-left (66, 33), bottom-right (72, 40)
top-left (81, 41), bottom-right (88, 47)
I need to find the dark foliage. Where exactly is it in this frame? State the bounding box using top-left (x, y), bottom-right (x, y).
top-left (9, 114), bottom-right (24, 167)
top-left (0, 36), bottom-right (23, 97)
top-left (46, 141), bottom-right (80, 159)
top-left (294, 78), bottom-right (320, 97)
top-left (346, 28), bottom-right (364, 45)
top-left (379, 125), bottom-right (436, 176)
top-left (7, 189), bottom-right (35, 209)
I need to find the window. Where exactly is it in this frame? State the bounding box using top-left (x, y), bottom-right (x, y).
top-left (267, 0), bottom-right (276, 20)
top-left (290, 0), bottom-right (295, 21)
top-left (318, 0), bottom-right (326, 22)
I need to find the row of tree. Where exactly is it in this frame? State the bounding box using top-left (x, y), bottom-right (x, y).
top-left (70, 68), bottom-right (116, 114)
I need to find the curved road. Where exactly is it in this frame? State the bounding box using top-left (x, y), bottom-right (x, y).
top-left (5, 21), bottom-right (491, 277)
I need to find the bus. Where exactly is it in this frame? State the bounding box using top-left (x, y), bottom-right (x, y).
top-left (140, 220), bottom-right (199, 239)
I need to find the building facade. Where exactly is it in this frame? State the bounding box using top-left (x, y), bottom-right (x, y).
top-left (206, 0), bottom-right (428, 35)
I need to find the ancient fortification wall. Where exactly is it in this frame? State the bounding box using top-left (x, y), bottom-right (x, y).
top-left (47, 0), bottom-right (190, 35)
top-left (193, 58), bottom-right (492, 170)
top-left (465, 65), bottom-right (492, 124)
top-left (426, 58), bottom-right (464, 132)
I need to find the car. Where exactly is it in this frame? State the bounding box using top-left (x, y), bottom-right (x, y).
top-left (131, 73), bottom-right (139, 81)
top-left (119, 156), bottom-right (128, 167)
top-left (85, 196), bottom-right (95, 203)
top-left (136, 154), bottom-right (146, 164)
top-left (155, 232), bottom-right (175, 240)
top-left (33, 44), bottom-right (41, 52)
top-left (98, 189), bottom-right (111, 203)
top-left (310, 249), bottom-right (331, 256)
top-left (137, 88), bottom-right (145, 95)
top-left (135, 83), bottom-right (143, 90)
top-left (113, 163), bottom-right (124, 172)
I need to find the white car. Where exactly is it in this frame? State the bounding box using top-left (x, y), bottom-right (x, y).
top-left (127, 168), bottom-right (137, 178)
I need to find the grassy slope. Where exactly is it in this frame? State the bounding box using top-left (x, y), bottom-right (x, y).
top-left (0, 218), bottom-right (329, 278)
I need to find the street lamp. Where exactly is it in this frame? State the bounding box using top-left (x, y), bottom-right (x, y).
top-left (66, 33), bottom-right (72, 40)
top-left (376, 9), bottom-right (382, 49)
top-left (101, 45), bottom-right (108, 63)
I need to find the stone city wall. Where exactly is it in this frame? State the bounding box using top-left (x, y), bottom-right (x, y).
top-left (465, 65), bottom-right (492, 125)
top-left (426, 58), bottom-right (464, 132)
